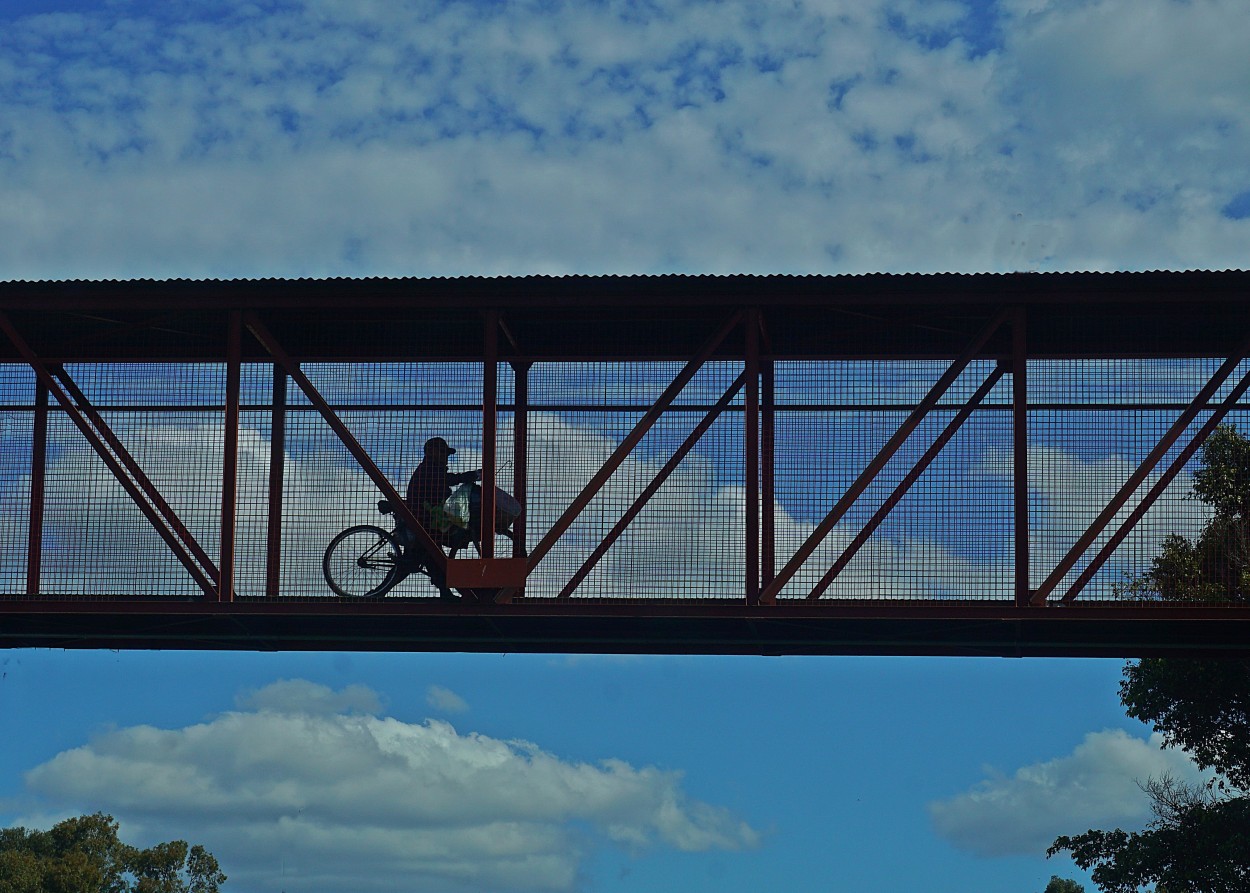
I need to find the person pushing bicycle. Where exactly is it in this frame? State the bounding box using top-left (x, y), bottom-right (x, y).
top-left (321, 436), bottom-right (522, 600)
top-left (406, 435), bottom-right (480, 547)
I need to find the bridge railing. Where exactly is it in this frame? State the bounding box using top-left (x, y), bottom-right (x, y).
top-left (2, 349), bottom-right (1245, 605)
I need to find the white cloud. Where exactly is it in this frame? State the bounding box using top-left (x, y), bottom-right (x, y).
top-left (928, 728), bottom-right (1213, 857)
top-left (426, 684), bottom-right (469, 714)
top-left (239, 678), bottom-right (385, 715)
top-left (19, 680), bottom-right (758, 893)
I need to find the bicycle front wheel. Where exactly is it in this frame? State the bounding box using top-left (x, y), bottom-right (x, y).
top-left (323, 525), bottom-right (403, 597)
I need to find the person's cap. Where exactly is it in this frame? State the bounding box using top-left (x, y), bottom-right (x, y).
top-left (424, 436), bottom-right (456, 456)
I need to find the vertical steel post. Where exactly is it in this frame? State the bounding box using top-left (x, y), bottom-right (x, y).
top-left (481, 311), bottom-right (499, 559)
top-left (761, 352), bottom-right (775, 595)
top-left (511, 360), bottom-right (531, 598)
top-left (26, 379), bottom-right (48, 596)
top-left (219, 310), bottom-right (241, 602)
top-left (745, 309), bottom-right (760, 605)
top-left (265, 363), bottom-right (287, 597)
top-left (1013, 307), bottom-right (1029, 608)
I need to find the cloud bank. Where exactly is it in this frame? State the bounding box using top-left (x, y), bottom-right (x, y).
top-left (19, 679), bottom-right (758, 892)
top-left (928, 728), bottom-right (1212, 857)
top-left (1, 0), bottom-right (1247, 279)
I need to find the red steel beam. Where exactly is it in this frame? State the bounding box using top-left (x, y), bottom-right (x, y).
top-left (265, 364), bottom-right (287, 597)
top-left (525, 310), bottom-right (745, 572)
top-left (243, 312), bottom-right (447, 574)
top-left (1013, 308), bottom-right (1029, 607)
top-left (0, 312), bottom-right (218, 596)
top-left (1032, 332), bottom-right (1250, 604)
top-left (745, 309), bottom-right (760, 605)
top-left (759, 308), bottom-right (1010, 603)
top-left (1060, 362), bottom-right (1250, 603)
top-left (25, 379), bottom-right (47, 595)
top-left (761, 353), bottom-right (776, 594)
top-left (481, 311), bottom-right (498, 560)
top-left (556, 372), bottom-right (747, 599)
top-left (48, 365), bottom-right (222, 588)
top-left (510, 360), bottom-right (531, 600)
top-left (808, 363), bottom-right (1006, 599)
top-left (219, 311), bottom-right (241, 602)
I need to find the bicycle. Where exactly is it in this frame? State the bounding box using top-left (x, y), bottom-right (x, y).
top-left (322, 483), bottom-right (523, 599)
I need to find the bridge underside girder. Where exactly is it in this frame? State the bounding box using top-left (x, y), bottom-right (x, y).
top-left (3, 601), bottom-right (1248, 658)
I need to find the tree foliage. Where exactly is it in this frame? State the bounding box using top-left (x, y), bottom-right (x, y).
top-left (1050, 780), bottom-right (1250, 893)
top-left (1044, 876), bottom-right (1086, 893)
top-left (1118, 426), bottom-right (1250, 604)
top-left (0, 813), bottom-right (225, 893)
top-left (1121, 658), bottom-right (1250, 793)
top-left (1049, 426), bottom-right (1250, 893)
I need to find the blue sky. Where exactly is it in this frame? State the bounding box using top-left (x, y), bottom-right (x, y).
top-left (2, 1), bottom-right (1249, 891)
top-left (1, 649), bottom-right (1206, 893)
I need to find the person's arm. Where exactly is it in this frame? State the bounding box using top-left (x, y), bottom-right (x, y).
top-left (449, 469), bottom-right (482, 485)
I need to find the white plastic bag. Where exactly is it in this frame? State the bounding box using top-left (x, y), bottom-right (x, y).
top-left (444, 484), bottom-right (473, 529)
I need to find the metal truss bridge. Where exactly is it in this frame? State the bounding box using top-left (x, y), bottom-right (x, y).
top-left (2, 271), bottom-right (1250, 657)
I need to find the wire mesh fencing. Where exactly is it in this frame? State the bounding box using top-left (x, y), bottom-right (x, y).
top-left (2, 342), bottom-right (1247, 604)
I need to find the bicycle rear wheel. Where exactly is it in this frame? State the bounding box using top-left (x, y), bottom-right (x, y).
top-left (323, 525), bottom-right (403, 597)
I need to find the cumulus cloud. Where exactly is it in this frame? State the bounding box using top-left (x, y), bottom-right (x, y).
top-left (239, 678), bottom-right (385, 715)
top-left (928, 728), bottom-right (1212, 857)
top-left (18, 680), bottom-right (758, 892)
top-left (425, 684), bottom-right (468, 714)
top-left (0, 0), bottom-right (1246, 279)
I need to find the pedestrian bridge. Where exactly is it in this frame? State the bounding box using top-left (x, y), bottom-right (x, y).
top-left (2, 271), bottom-right (1248, 656)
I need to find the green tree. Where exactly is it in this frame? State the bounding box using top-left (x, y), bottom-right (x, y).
top-left (1117, 425), bottom-right (1250, 604)
top-left (1044, 876), bottom-right (1086, 893)
top-left (0, 813), bottom-right (225, 893)
top-left (1049, 427), bottom-right (1250, 893)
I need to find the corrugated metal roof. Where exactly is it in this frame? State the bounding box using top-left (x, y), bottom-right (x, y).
top-left (1, 268), bottom-right (1247, 285)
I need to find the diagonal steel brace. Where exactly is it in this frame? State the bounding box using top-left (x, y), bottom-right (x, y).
top-left (556, 372), bottom-right (747, 599)
top-left (1033, 333), bottom-right (1250, 604)
top-left (1059, 361), bottom-right (1250, 603)
top-left (0, 311), bottom-right (219, 597)
top-left (50, 365), bottom-right (224, 587)
top-left (759, 307), bottom-right (1010, 603)
top-left (808, 363), bottom-right (1006, 599)
top-left (525, 311), bottom-right (745, 573)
